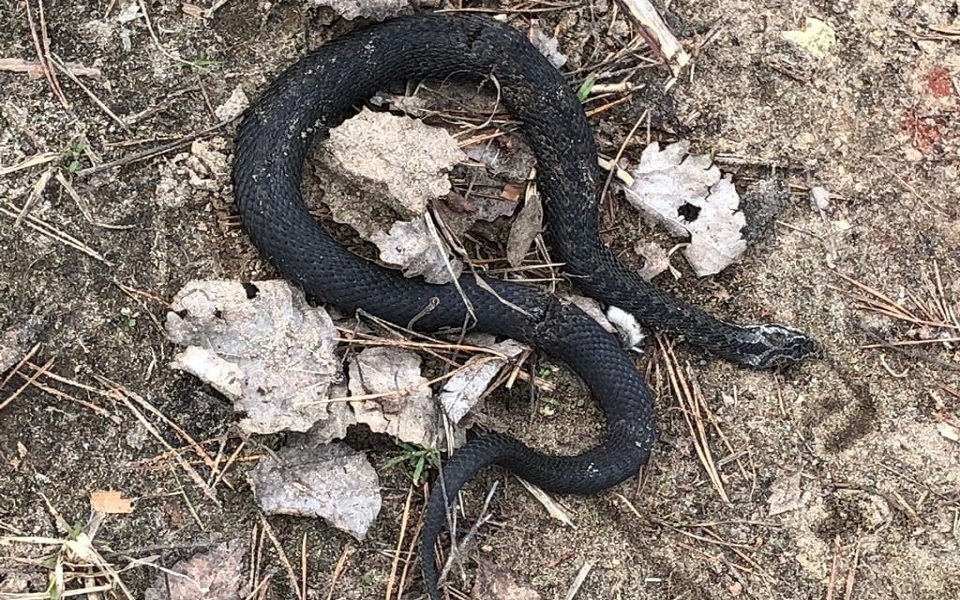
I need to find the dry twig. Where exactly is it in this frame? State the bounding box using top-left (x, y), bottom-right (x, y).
top-left (657, 335), bottom-right (730, 502)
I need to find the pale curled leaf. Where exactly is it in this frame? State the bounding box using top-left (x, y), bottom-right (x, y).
top-left (348, 346), bottom-right (438, 448)
top-left (249, 442), bottom-right (381, 541)
top-left (623, 141), bottom-right (747, 276)
top-left (165, 280), bottom-right (344, 434)
top-left (440, 338), bottom-right (526, 424)
top-left (316, 108), bottom-right (466, 283)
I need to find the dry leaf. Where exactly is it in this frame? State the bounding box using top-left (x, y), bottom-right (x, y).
top-left (165, 280), bottom-right (343, 434)
top-left (633, 240), bottom-right (671, 280)
top-left (348, 347), bottom-right (438, 448)
top-left (506, 185), bottom-right (543, 268)
top-left (623, 141), bottom-right (747, 276)
top-left (768, 473), bottom-right (805, 516)
top-left (528, 20), bottom-right (568, 68)
top-left (440, 338), bottom-right (526, 424)
top-left (145, 539), bottom-right (246, 600)
top-left (315, 108), bottom-right (466, 283)
top-left (249, 442), bottom-right (381, 541)
top-left (90, 490), bottom-right (134, 514)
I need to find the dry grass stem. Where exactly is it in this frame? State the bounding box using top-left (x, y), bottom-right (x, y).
top-left (385, 485), bottom-right (415, 600)
top-left (55, 170), bottom-right (135, 230)
top-left (324, 543), bottom-right (355, 600)
top-left (657, 335), bottom-right (730, 502)
top-left (0, 356), bottom-right (53, 413)
top-left (309, 355), bottom-right (506, 406)
top-left (11, 361), bottom-right (115, 418)
top-left (0, 151), bottom-right (58, 176)
top-left (562, 561), bottom-right (594, 600)
top-left (0, 341), bottom-right (40, 390)
top-left (92, 375), bottom-right (220, 505)
top-left (206, 437), bottom-right (246, 493)
top-left (516, 477), bottom-right (574, 526)
top-left (75, 118), bottom-right (234, 177)
top-left (1, 201), bottom-right (110, 264)
top-left (833, 269), bottom-right (958, 331)
top-left (25, 0), bottom-right (68, 107)
top-left (50, 53), bottom-right (129, 132)
top-left (94, 375), bottom-right (218, 473)
top-left (600, 107), bottom-right (649, 220)
top-left (438, 481), bottom-right (499, 590)
top-left (0, 514), bottom-right (137, 599)
top-left (395, 496), bottom-right (426, 599)
top-left (15, 165), bottom-right (54, 225)
top-left (258, 514), bottom-right (303, 600)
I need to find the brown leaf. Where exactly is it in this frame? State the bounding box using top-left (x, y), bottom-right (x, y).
top-left (90, 490), bottom-right (134, 514)
top-left (506, 186), bottom-right (543, 268)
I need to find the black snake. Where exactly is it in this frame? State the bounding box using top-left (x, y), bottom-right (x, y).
top-left (232, 13), bottom-right (816, 598)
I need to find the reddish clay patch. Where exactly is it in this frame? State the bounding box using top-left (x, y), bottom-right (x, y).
top-left (925, 66), bottom-right (956, 99)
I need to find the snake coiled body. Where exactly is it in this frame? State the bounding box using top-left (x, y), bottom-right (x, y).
top-left (232, 13), bottom-right (815, 599)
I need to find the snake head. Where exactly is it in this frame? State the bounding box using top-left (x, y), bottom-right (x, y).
top-left (739, 324), bottom-right (819, 369)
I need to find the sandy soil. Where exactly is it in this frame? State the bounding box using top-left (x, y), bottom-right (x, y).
top-left (1, 1), bottom-right (958, 599)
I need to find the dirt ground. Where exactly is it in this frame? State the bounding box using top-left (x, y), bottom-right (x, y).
top-left (1, 1), bottom-right (958, 599)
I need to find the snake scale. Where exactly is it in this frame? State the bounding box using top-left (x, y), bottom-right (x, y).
top-left (231, 12), bottom-right (816, 598)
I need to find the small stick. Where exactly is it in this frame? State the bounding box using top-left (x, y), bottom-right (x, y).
top-left (0, 356), bottom-right (52, 412)
top-left (25, 0), bottom-right (68, 107)
top-left (617, 0), bottom-right (690, 74)
top-left (0, 342), bottom-right (40, 389)
top-left (563, 561), bottom-right (594, 600)
top-left (259, 515), bottom-right (302, 599)
top-left (0, 202), bottom-right (110, 264)
top-left (385, 485), bottom-right (415, 600)
top-left (75, 118), bottom-right (235, 177)
top-left (324, 543), bottom-right (354, 600)
top-left (50, 53), bottom-right (129, 133)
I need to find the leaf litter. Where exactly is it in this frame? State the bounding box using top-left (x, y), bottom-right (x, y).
top-left (347, 346), bottom-right (438, 448)
top-left (313, 107), bottom-right (467, 283)
top-left (163, 277), bottom-right (529, 539)
top-left (304, 0), bottom-right (408, 21)
top-left (162, 99), bottom-right (773, 544)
